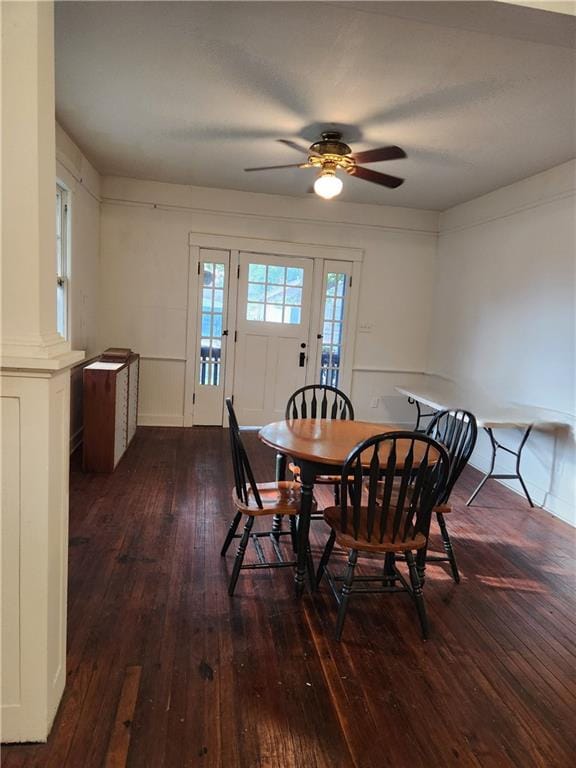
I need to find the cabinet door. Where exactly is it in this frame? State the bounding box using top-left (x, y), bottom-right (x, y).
top-left (114, 366), bottom-right (129, 467)
top-left (127, 357), bottom-right (139, 444)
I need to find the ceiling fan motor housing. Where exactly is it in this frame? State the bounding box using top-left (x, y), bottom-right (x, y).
top-left (310, 131), bottom-right (352, 157)
top-left (309, 131), bottom-right (355, 173)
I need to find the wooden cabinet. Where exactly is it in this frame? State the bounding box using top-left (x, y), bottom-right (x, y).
top-left (83, 353), bottom-right (140, 472)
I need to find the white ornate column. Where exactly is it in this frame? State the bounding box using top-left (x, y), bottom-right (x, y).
top-left (1, 1), bottom-right (84, 742)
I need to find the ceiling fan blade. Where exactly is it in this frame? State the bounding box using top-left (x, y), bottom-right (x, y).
top-left (349, 165), bottom-right (404, 188)
top-left (351, 145), bottom-right (406, 164)
top-left (244, 163), bottom-right (309, 172)
top-left (277, 139), bottom-right (314, 155)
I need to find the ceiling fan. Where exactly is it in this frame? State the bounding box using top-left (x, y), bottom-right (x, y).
top-left (244, 131), bottom-right (406, 199)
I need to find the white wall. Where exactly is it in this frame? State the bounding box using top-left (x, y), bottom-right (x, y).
top-left (55, 124), bottom-right (102, 448)
top-left (428, 161), bottom-right (576, 524)
top-left (99, 176), bottom-right (439, 426)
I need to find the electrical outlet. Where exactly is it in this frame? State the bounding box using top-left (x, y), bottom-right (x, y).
top-left (370, 397), bottom-right (379, 408)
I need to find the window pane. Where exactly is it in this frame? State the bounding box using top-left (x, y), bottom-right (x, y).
top-left (285, 286), bottom-right (302, 306)
top-left (326, 273), bottom-right (337, 296)
top-left (212, 314), bottom-right (222, 337)
top-left (336, 274), bottom-right (346, 297)
top-left (214, 264), bottom-right (225, 288)
top-left (202, 288), bottom-right (213, 311)
top-left (284, 306), bottom-right (301, 324)
top-left (203, 264), bottom-right (214, 286)
top-left (56, 286), bottom-right (65, 338)
top-left (286, 267), bottom-right (303, 286)
top-left (248, 282), bottom-right (265, 302)
top-left (248, 263), bottom-right (266, 282)
top-left (247, 302), bottom-right (264, 321)
top-left (201, 313), bottom-right (212, 336)
top-left (265, 304), bottom-right (283, 323)
top-left (325, 298), bottom-right (335, 320)
top-left (213, 288), bottom-right (224, 310)
top-left (334, 298), bottom-right (343, 321)
top-left (268, 265), bottom-right (285, 284)
top-left (323, 322), bottom-right (333, 344)
top-left (266, 284), bottom-right (284, 304)
top-left (332, 322), bottom-right (342, 344)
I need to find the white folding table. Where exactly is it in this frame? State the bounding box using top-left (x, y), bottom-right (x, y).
top-left (395, 374), bottom-right (573, 507)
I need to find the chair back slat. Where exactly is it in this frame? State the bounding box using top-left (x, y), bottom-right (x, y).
top-left (339, 432), bottom-right (450, 546)
top-left (226, 399), bottom-right (263, 509)
top-left (426, 409), bottom-right (478, 504)
top-left (286, 385), bottom-right (355, 421)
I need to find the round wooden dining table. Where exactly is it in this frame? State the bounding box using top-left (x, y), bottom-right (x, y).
top-left (258, 419), bottom-right (417, 595)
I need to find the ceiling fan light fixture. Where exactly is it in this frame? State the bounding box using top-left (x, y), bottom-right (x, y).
top-left (313, 169), bottom-right (343, 200)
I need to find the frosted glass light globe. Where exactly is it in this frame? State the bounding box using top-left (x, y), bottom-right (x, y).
top-left (314, 173), bottom-right (343, 200)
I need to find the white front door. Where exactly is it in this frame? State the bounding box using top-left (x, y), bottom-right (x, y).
top-left (193, 249), bottom-right (230, 425)
top-left (233, 252), bottom-right (314, 426)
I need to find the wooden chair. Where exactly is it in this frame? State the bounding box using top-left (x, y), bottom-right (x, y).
top-left (424, 409), bottom-right (478, 583)
top-left (285, 384), bottom-right (355, 512)
top-left (316, 432), bottom-right (450, 641)
top-left (222, 399), bottom-right (315, 595)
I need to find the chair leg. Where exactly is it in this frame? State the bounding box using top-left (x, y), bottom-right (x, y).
top-left (382, 552), bottom-right (396, 587)
top-left (316, 529), bottom-right (336, 587)
top-left (416, 547), bottom-right (426, 587)
top-left (228, 515), bottom-right (254, 596)
top-left (437, 512), bottom-right (460, 584)
top-left (406, 550), bottom-right (429, 640)
top-left (272, 514), bottom-right (283, 542)
top-left (335, 549), bottom-right (358, 641)
top-left (289, 515), bottom-right (298, 553)
top-left (221, 511), bottom-right (242, 556)
top-left (306, 544), bottom-right (316, 591)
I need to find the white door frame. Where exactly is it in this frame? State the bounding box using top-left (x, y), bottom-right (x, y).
top-left (184, 233), bottom-right (363, 426)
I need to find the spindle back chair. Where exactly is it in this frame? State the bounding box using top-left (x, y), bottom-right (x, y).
top-left (424, 409), bottom-right (478, 582)
top-left (317, 431), bottom-right (449, 640)
top-left (222, 399), bottom-right (314, 595)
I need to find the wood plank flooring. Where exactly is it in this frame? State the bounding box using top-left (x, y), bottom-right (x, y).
top-left (2, 426), bottom-right (575, 767)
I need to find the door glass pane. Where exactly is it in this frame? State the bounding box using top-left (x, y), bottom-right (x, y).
top-left (247, 302), bottom-right (264, 321)
top-left (199, 262), bottom-right (226, 386)
top-left (246, 262), bottom-right (304, 325)
top-left (320, 272), bottom-right (347, 387)
top-left (266, 284), bottom-right (284, 304)
top-left (268, 265), bottom-right (285, 284)
top-left (265, 304), bottom-right (283, 323)
top-left (248, 263), bottom-right (266, 282)
top-left (248, 282), bottom-right (265, 302)
top-left (286, 267), bottom-right (304, 286)
top-left (285, 286), bottom-right (302, 305)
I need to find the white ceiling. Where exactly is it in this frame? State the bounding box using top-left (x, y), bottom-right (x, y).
top-left (55, 1), bottom-right (576, 210)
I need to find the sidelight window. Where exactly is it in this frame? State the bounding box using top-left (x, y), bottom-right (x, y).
top-left (320, 271), bottom-right (347, 387)
top-left (199, 263), bottom-right (225, 385)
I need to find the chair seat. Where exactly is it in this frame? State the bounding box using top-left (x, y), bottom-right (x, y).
top-left (323, 505), bottom-right (427, 553)
top-left (233, 480), bottom-right (314, 517)
top-left (289, 462), bottom-right (344, 485)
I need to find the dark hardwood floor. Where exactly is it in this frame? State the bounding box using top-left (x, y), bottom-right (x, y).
top-left (3, 427), bottom-right (575, 767)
